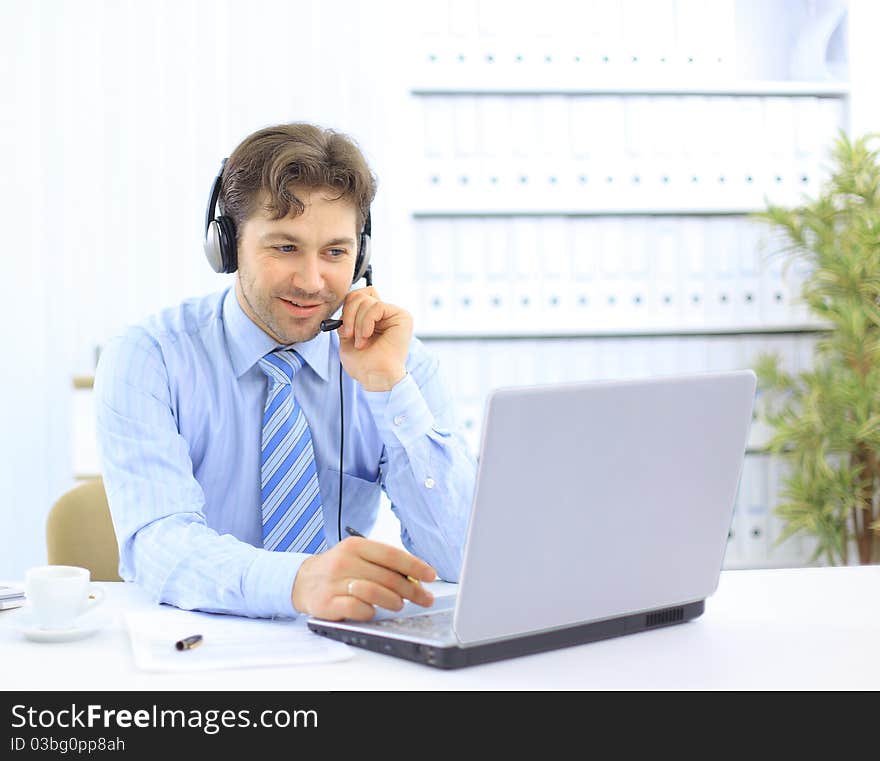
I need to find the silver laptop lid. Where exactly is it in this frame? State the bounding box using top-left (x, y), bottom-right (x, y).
top-left (454, 369), bottom-right (756, 645)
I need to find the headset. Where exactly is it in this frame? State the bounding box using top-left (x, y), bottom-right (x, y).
top-left (204, 157), bottom-right (374, 545)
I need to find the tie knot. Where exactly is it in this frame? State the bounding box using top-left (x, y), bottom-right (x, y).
top-left (258, 349), bottom-right (304, 385)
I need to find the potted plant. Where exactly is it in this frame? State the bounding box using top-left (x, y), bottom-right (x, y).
top-left (753, 131), bottom-right (880, 566)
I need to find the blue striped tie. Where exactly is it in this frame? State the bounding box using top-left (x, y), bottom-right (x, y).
top-left (258, 349), bottom-right (327, 554)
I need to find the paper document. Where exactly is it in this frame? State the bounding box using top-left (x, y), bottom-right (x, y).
top-left (0, 584), bottom-right (26, 610)
top-left (126, 607), bottom-right (353, 672)
top-left (0, 584), bottom-right (25, 600)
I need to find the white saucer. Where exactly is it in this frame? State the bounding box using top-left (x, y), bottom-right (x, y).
top-left (8, 607), bottom-right (111, 643)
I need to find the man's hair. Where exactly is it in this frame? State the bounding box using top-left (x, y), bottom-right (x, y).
top-left (220, 123), bottom-right (377, 239)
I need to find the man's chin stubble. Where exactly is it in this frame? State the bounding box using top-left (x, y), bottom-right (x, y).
top-left (270, 305), bottom-right (338, 345)
top-left (269, 321), bottom-right (319, 346)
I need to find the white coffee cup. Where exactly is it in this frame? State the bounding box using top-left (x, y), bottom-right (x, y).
top-left (24, 565), bottom-right (105, 630)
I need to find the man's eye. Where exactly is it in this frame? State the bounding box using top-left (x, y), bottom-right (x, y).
top-left (274, 245), bottom-right (295, 253)
top-left (328, 248), bottom-right (347, 257)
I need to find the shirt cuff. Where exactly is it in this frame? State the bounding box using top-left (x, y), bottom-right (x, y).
top-left (363, 372), bottom-right (434, 448)
top-left (242, 549), bottom-right (307, 618)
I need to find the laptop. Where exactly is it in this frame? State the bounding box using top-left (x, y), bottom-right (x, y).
top-left (308, 369), bottom-right (757, 669)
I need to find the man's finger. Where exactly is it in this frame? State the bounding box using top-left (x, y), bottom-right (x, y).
top-left (346, 578), bottom-right (404, 612)
top-left (339, 293), bottom-right (363, 340)
top-left (346, 556), bottom-right (435, 607)
top-left (328, 594), bottom-right (376, 622)
top-left (354, 300), bottom-right (385, 346)
top-left (342, 538), bottom-right (436, 607)
top-left (347, 536), bottom-right (437, 582)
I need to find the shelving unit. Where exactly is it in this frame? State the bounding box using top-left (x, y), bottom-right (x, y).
top-left (406, 0), bottom-right (851, 570)
top-left (64, 0), bottom-right (860, 567)
top-left (411, 83), bottom-right (851, 96)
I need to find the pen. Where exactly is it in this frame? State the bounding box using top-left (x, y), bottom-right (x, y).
top-left (175, 634), bottom-right (203, 651)
top-left (344, 526), bottom-right (421, 585)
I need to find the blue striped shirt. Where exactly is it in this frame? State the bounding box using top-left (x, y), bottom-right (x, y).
top-left (94, 286), bottom-right (477, 618)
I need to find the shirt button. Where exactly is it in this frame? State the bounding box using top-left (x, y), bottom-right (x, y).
top-left (393, 414), bottom-right (407, 426)
top-left (424, 477), bottom-right (436, 489)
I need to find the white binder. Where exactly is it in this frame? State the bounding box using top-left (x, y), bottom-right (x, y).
top-left (455, 340), bottom-right (485, 454)
top-left (730, 97), bottom-right (765, 209)
top-left (448, 0), bottom-right (477, 40)
top-left (619, 217), bottom-right (651, 330)
top-left (569, 96), bottom-right (594, 160)
top-left (679, 217), bottom-right (707, 328)
top-left (569, 217), bottom-right (598, 330)
top-left (589, 96), bottom-right (627, 209)
top-left (703, 96), bottom-right (738, 210)
top-left (509, 96), bottom-right (539, 159)
top-left (706, 335), bottom-right (741, 374)
top-left (650, 219), bottom-right (683, 330)
top-left (652, 97), bottom-right (684, 207)
top-left (622, 0), bottom-right (676, 72)
top-left (478, 95), bottom-right (511, 161)
top-left (453, 218), bottom-right (484, 328)
top-left (674, 0), bottom-right (734, 77)
top-left (453, 96), bottom-right (479, 160)
top-left (510, 218), bottom-right (540, 333)
top-left (759, 227), bottom-right (792, 326)
top-left (418, 218), bottom-right (454, 334)
top-left (678, 96), bottom-right (713, 210)
top-left (647, 336), bottom-right (679, 378)
top-left (537, 217), bottom-right (571, 332)
top-left (737, 220), bottom-right (764, 328)
top-left (724, 497), bottom-right (743, 568)
top-left (762, 97), bottom-right (797, 207)
top-left (483, 217), bottom-right (512, 329)
top-left (705, 217), bottom-right (738, 328)
top-left (423, 96), bottom-right (453, 161)
top-left (592, 0), bottom-right (624, 71)
top-left (594, 217), bottom-right (625, 329)
top-left (737, 454), bottom-right (769, 567)
top-left (677, 335), bottom-right (711, 375)
top-left (538, 95), bottom-right (573, 209)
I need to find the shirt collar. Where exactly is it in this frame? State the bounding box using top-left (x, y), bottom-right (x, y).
top-left (223, 286), bottom-right (332, 382)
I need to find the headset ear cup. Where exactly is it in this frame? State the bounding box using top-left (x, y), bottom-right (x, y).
top-left (353, 232), bottom-right (371, 284)
top-left (204, 159), bottom-right (229, 273)
top-left (204, 220), bottom-right (226, 273)
top-left (217, 215), bottom-right (238, 273)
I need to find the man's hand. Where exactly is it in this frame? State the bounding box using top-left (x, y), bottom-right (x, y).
top-left (336, 286), bottom-right (412, 391)
top-left (292, 536), bottom-right (437, 621)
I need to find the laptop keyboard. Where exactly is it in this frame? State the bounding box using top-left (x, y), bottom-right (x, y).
top-left (372, 609), bottom-right (454, 638)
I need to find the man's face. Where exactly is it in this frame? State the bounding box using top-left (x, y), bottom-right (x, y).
top-left (235, 185), bottom-right (359, 345)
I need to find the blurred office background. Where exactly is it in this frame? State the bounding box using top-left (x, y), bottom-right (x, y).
top-left (1, 0), bottom-right (878, 579)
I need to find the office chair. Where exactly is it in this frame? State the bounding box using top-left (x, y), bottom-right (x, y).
top-left (46, 477), bottom-right (122, 582)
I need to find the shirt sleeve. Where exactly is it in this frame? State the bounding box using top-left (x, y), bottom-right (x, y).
top-left (362, 338), bottom-right (478, 581)
top-left (94, 328), bottom-right (303, 619)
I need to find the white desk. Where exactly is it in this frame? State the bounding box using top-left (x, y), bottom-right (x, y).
top-left (1, 566), bottom-right (878, 690)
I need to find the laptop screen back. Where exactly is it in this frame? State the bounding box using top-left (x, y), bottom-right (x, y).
top-left (453, 370), bottom-right (756, 645)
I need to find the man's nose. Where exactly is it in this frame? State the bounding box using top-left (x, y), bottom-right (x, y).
top-left (292, 253), bottom-right (324, 293)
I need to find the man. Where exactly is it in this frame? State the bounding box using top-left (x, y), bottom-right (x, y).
top-left (94, 123), bottom-right (477, 621)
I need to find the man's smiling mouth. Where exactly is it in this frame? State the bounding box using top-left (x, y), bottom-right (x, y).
top-left (279, 297), bottom-right (324, 316)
